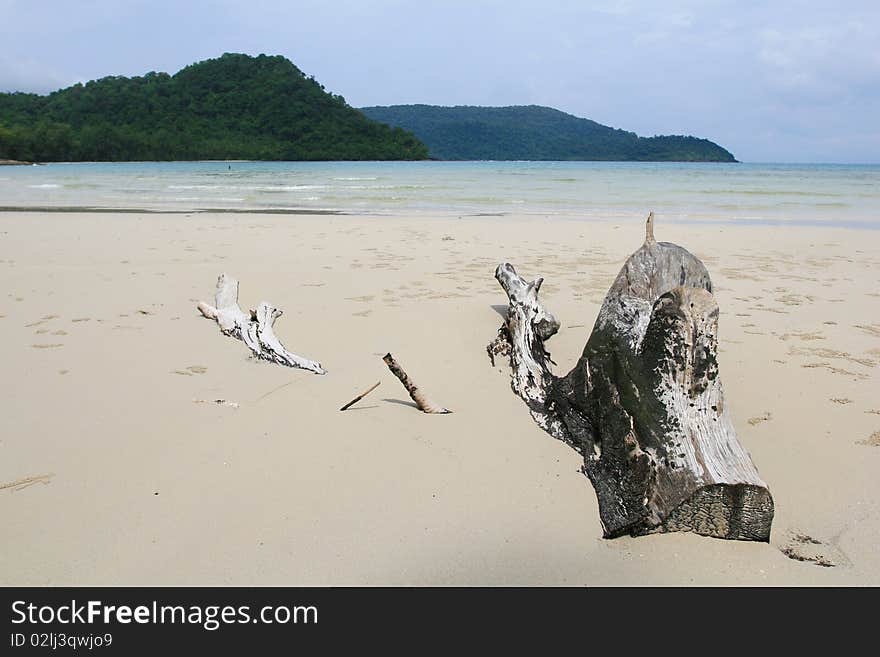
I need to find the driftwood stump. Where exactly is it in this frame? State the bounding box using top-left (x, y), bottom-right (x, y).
top-left (198, 273), bottom-right (326, 374)
top-left (489, 214), bottom-right (773, 540)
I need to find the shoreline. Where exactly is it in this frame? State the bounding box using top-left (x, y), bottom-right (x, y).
top-left (0, 205), bottom-right (878, 230)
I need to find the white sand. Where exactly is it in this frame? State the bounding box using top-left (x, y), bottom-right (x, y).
top-left (1, 210), bottom-right (878, 585)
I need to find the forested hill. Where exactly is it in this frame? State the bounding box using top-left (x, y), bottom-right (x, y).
top-left (360, 104), bottom-right (736, 162)
top-left (0, 53), bottom-right (428, 161)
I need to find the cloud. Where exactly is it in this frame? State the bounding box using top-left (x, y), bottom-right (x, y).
top-left (758, 21), bottom-right (880, 101)
top-left (0, 56), bottom-right (77, 93)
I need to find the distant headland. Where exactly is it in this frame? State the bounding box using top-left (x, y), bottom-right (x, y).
top-left (360, 105), bottom-right (736, 162)
top-left (0, 53), bottom-right (428, 162)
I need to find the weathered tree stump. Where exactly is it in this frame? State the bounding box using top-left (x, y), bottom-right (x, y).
top-left (489, 214), bottom-right (773, 540)
top-left (198, 273), bottom-right (326, 374)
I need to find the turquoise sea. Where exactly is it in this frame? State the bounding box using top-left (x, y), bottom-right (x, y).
top-left (0, 161), bottom-right (878, 228)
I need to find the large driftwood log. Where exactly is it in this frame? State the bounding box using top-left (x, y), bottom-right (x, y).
top-left (489, 214), bottom-right (773, 541)
top-left (198, 273), bottom-right (326, 374)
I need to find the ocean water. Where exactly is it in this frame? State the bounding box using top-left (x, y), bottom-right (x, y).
top-left (0, 161), bottom-right (878, 227)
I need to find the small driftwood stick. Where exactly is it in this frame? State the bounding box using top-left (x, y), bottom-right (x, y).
top-left (340, 381), bottom-right (381, 411)
top-left (383, 353), bottom-right (451, 414)
top-left (198, 273), bottom-right (326, 374)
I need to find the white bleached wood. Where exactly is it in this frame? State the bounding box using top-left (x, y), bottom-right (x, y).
top-left (198, 273), bottom-right (326, 375)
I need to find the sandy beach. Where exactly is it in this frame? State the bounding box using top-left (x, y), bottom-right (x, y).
top-left (1, 209), bottom-right (878, 585)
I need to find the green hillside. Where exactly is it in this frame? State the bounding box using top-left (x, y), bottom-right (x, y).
top-left (360, 104), bottom-right (736, 162)
top-left (0, 53), bottom-right (428, 161)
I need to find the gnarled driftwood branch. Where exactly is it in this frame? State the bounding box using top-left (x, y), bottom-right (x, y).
top-left (198, 273), bottom-right (326, 374)
top-left (489, 214), bottom-right (773, 541)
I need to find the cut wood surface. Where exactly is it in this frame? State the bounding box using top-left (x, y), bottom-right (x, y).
top-left (198, 273), bottom-right (326, 374)
top-left (489, 214), bottom-right (774, 541)
top-left (383, 353), bottom-right (451, 414)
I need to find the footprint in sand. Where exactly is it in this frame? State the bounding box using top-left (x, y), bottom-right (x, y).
top-left (193, 398), bottom-right (239, 409)
top-left (173, 365), bottom-right (208, 376)
top-left (779, 531), bottom-right (839, 568)
top-left (0, 473), bottom-right (54, 492)
top-left (25, 314), bottom-right (60, 328)
top-left (31, 343), bottom-right (63, 349)
top-left (775, 294), bottom-right (810, 306)
top-left (830, 398), bottom-right (852, 405)
top-left (751, 305), bottom-right (788, 314)
top-left (857, 431), bottom-right (880, 447)
top-left (780, 331), bottom-right (825, 342)
top-left (721, 269), bottom-right (762, 282)
top-left (800, 362), bottom-right (868, 380)
top-left (854, 324), bottom-right (880, 338)
top-left (71, 317), bottom-right (91, 323)
top-left (747, 412), bottom-right (772, 426)
top-left (807, 348), bottom-right (875, 367)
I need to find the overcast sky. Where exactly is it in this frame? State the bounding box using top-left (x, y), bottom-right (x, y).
top-left (2, 1), bottom-right (877, 162)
